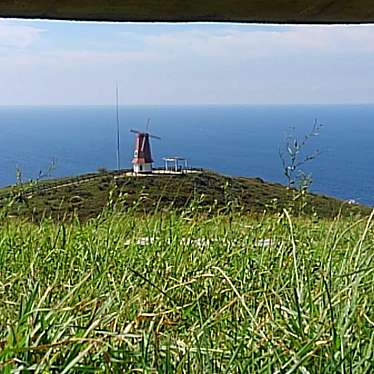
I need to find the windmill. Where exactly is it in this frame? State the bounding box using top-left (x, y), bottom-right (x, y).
top-left (130, 119), bottom-right (161, 173)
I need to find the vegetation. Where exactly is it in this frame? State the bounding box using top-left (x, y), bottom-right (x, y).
top-left (0, 203), bottom-right (374, 372)
top-left (279, 119), bottom-right (322, 190)
top-left (0, 169), bottom-right (373, 371)
top-left (0, 170), bottom-right (369, 222)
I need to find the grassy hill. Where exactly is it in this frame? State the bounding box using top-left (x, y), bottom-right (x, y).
top-left (0, 169), bottom-right (370, 221)
top-left (0, 170), bottom-right (373, 371)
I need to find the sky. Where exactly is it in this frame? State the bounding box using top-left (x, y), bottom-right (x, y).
top-left (0, 19), bottom-right (374, 105)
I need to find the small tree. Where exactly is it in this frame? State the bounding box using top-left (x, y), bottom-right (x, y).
top-left (279, 119), bottom-right (323, 215)
top-left (279, 119), bottom-right (322, 191)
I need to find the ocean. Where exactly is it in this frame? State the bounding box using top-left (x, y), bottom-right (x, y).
top-left (0, 104), bottom-right (373, 206)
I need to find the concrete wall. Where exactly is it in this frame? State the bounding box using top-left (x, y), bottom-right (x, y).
top-left (134, 163), bottom-right (152, 173)
top-left (0, 0), bottom-right (373, 23)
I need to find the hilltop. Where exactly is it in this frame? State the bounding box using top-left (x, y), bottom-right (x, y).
top-left (0, 169), bottom-right (369, 221)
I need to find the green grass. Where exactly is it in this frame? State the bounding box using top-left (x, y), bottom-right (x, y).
top-left (1, 202), bottom-right (374, 372)
top-left (1, 170), bottom-right (370, 222)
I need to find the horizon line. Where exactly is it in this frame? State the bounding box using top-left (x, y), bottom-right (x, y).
top-left (1, 102), bottom-right (374, 107)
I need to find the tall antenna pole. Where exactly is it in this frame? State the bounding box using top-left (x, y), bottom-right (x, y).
top-left (116, 83), bottom-right (121, 171)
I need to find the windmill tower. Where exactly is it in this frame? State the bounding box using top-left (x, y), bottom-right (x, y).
top-left (130, 124), bottom-right (161, 173)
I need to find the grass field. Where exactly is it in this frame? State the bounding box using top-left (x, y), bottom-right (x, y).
top-left (1, 201), bottom-right (374, 372)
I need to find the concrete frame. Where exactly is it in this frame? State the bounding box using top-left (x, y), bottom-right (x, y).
top-left (0, 1), bottom-right (373, 24)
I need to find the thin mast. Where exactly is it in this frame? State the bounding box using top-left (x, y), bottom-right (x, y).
top-left (116, 83), bottom-right (120, 171)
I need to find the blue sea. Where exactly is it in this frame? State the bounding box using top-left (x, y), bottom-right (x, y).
top-left (0, 105), bottom-right (373, 206)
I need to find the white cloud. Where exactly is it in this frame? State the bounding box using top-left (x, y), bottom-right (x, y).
top-left (0, 20), bottom-right (45, 48)
top-left (0, 23), bottom-right (374, 104)
top-left (139, 25), bottom-right (374, 59)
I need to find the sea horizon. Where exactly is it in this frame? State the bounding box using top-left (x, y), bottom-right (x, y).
top-left (1, 103), bottom-right (374, 107)
top-left (0, 104), bottom-right (373, 205)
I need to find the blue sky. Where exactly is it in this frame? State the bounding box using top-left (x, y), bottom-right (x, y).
top-left (0, 20), bottom-right (374, 105)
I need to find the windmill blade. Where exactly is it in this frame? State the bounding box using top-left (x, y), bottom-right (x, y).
top-left (146, 118), bottom-right (151, 133)
top-left (149, 134), bottom-right (161, 140)
top-left (130, 129), bottom-right (142, 134)
top-left (141, 134), bottom-right (147, 151)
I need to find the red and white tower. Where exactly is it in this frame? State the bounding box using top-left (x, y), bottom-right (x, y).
top-left (130, 129), bottom-right (161, 173)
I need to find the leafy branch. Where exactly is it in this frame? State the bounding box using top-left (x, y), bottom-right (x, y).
top-left (279, 119), bottom-right (323, 190)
